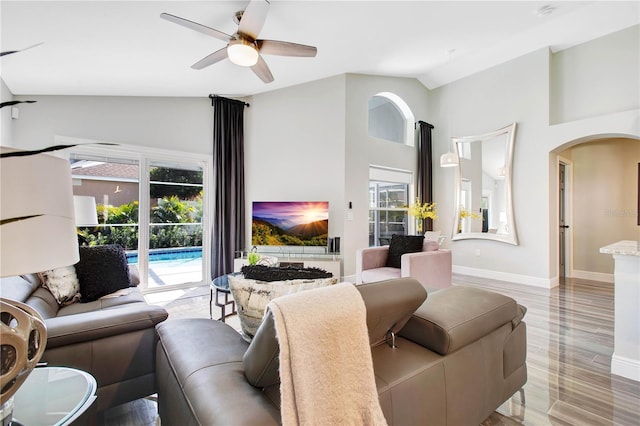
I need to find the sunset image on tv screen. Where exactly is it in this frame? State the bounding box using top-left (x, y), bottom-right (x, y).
top-left (252, 201), bottom-right (329, 246)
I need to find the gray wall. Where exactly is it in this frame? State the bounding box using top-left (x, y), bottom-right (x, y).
top-left (9, 95), bottom-right (212, 153)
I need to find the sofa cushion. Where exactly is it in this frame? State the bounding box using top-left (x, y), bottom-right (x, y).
top-left (56, 287), bottom-right (147, 317)
top-left (361, 267), bottom-right (401, 283)
top-left (38, 266), bottom-right (81, 305)
top-left (243, 309), bottom-right (280, 387)
top-left (399, 286), bottom-right (519, 355)
top-left (386, 235), bottom-right (424, 268)
top-left (422, 240), bottom-right (439, 251)
top-left (242, 279), bottom-right (428, 389)
top-left (423, 231), bottom-right (441, 242)
top-left (0, 275), bottom-right (41, 303)
top-left (356, 278), bottom-right (427, 346)
top-left (75, 245), bottom-right (131, 302)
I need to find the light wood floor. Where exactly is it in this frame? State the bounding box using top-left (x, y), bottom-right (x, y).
top-left (98, 274), bottom-right (640, 426)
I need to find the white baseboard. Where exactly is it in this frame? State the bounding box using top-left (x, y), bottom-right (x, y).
top-left (342, 274), bottom-right (356, 283)
top-left (452, 265), bottom-right (558, 288)
top-left (572, 270), bottom-right (614, 283)
top-left (612, 354), bottom-right (640, 382)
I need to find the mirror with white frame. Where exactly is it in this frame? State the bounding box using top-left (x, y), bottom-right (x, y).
top-left (452, 123), bottom-right (518, 245)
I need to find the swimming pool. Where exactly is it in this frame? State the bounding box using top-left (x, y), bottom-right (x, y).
top-left (126, 247), bottom-right (202, 264)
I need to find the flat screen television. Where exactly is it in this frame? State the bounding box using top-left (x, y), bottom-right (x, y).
top-left (252, 201), bottom-right (329, 246)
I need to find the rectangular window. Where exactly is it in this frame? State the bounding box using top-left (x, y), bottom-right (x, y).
top-left (68, 144), bottom-right (210, 292)
top-left (368, 166), bottom-right (413, 246)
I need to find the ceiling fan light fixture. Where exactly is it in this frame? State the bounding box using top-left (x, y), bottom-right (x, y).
top-left (227, 38), bottom-right (259, 67)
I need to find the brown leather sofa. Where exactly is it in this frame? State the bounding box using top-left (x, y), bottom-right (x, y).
top-left (0, 271), bottom-right (168, 412)
top-left (155, 278), bottom-right (527, 425)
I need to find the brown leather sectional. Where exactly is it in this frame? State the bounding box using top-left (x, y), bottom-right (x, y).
top-left (156, 278), bottom-right (527, 425)
top-left (0, 272), bottom-right (168, 412)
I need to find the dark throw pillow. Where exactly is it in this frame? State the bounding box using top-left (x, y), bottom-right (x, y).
top-left (75, 244), bottom-right (131, 302)
top-left (386, 234), bottom-right (425, 268)
top-left (241, 265), bottom-right (333, 282)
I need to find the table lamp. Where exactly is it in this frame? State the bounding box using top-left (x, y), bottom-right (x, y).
top-left (73, 195), bottom-right (99, 226)
top-left (0, 148), bottom-right (79, 418)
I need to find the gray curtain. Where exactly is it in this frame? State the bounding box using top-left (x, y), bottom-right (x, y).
top-left (416, 121), bottom-right (434, 232)
top-left (211, 96), bottom-right (247, 278)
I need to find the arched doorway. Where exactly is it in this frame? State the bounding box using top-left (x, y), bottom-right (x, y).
top-left (551, 135), bottom-right (639, 283)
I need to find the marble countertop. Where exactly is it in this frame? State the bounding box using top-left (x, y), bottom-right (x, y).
top-left (600, 240), bottom-right (640, 256)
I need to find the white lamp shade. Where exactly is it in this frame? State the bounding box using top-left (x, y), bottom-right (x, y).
top-left (1, 151), bottom-right (79, 276)
top-left (440, 151), bottom-right (459, 167)
top-left (73, 195), bottom-right (98, 226)
top-left (227, 39), bottom-right (259, 66)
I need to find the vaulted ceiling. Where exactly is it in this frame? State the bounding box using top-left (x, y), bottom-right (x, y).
top-left (1, 1), bottom-right (638, 97)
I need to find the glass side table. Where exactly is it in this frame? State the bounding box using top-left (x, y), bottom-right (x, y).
top-left (210, 273), bottom-right (240, 322)
top-left (12, 366), bottom-right (97, 426)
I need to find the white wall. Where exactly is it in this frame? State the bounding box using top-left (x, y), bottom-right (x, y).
top-left (551, 25), bottom-right (640, 124)
top-left (9, 95), bottom-right (212, 153)
top-left (430, 48), bottom-right (553, 286)
top-left (244, 75), bottom-right (347, 271)
top-left (1, 79), bottom-right (14, 147)
top-left (245, 73), bottom-right (430, 280)
top-left (344, 74), bottom-right (430, 279)
top-left (430, 24), bottom-right (639, 287)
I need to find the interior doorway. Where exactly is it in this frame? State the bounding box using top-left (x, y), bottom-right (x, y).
top-left (558, 160), bottom-right (572, 281)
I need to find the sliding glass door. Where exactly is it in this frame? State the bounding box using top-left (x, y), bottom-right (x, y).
top-left (146, 162), bottom-right (203, 289)
top-left (69, 147), bottom-right (209, 291)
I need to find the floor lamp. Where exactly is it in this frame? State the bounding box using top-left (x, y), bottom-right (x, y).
top-left (0, 149), bottom-right (79, 422)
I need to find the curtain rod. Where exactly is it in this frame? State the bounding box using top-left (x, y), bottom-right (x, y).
top-left (415, 121), bottom-right (434, 129)
top-left (209, 94), bottom-right (250, 108)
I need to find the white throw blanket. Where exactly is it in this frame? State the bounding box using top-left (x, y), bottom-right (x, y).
top-left (267, 282), bottom-right (387, 426)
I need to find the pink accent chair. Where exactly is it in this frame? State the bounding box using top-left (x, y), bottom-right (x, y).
top-left (356, 240), bottom-right (452, 291)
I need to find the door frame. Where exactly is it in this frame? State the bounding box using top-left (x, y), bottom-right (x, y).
top-left (558, 156), bottom-right (573, 280)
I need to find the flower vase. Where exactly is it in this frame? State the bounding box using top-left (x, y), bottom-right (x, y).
top-left (416, 218), bottom-right (423, 235)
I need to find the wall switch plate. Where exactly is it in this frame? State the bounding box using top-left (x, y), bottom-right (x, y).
top-left (475, 249), bottom-right (481, 257)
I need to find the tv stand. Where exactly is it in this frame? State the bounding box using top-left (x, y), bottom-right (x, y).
top-left (233, 250), bottom-right (341, 279)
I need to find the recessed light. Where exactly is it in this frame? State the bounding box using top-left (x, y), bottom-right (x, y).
top-left (535, 5), bottom-right (556, 17)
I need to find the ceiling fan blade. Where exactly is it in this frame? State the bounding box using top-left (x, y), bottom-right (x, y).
top-left (237, 0), bottom-right (270, 40)
top-left (251, 55), bottom-right (274, 83)
top-left (257, 40), bottom-right (317, 57)
top-left (191, 48), bottom-right (229, 70)
top-left (160, 13), bottom-right (232, 42)
top-left (0, 42), bottom-right (44, 57)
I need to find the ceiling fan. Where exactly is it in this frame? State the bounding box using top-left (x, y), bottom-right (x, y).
top-left (161, 0), bottom-right (317, 83)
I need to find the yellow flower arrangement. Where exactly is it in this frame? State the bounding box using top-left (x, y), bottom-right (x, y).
top-left (408, 198), bottom-right (437, 234)
top-left (459, 207), bottom-right (482, 220)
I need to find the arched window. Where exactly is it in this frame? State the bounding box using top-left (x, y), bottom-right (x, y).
top-left (367, 92), bottom-right (415, 146)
